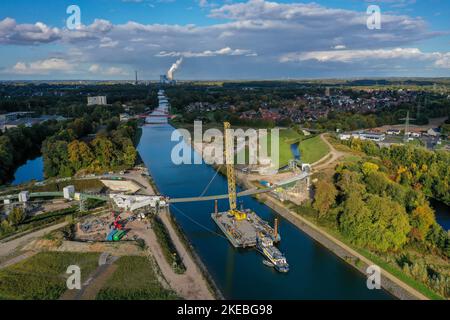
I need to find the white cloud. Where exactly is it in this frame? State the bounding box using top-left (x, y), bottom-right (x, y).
top-left (280, 48), bottom-right (450, 69)
top-left (10, 58), bottom-right (74, 74)
top-left (156, 47), bottom-right (257, 58)
top-left (89, 64), bottom-right (129, 76)
top-left (0, 1), bottom-right (448, 78)
top-left (0, 18), bottom-right (60, 45)
top-left (99, 37), bottom-right (119, 48)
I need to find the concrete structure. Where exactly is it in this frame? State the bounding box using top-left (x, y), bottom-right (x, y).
top-left (18, 191), bottom-right (30, 203)
top-left (101, 179), bottom-right (141, 194)
top-left (63, 186), bottom-right (75, 200)
top-left (110, 194), bottom-right (167, 213)
top-left (87, 96), bottom-right (107, 106)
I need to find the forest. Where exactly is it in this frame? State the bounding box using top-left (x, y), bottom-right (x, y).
top-left (42, 119), bottom-right (139, 178)
top-left (342, 138), bottom-right (450, 204)
top-left (311, 159), bottom-right (449, 297)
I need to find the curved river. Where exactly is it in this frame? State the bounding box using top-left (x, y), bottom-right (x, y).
top-left (137, 124), bottom-right (391, 300)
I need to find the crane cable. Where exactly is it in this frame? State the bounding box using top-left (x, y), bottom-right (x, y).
top-left (170, 204), bottom-right (228, 241)
top-left (198, 165), bottom-right (222, 198)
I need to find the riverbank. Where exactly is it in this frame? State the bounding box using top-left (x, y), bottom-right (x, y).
top-left (143, 160), bottom-right (222, 300)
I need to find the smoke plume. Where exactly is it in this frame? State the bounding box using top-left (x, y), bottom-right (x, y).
top-left (167, 58), bottom-right (183, 80)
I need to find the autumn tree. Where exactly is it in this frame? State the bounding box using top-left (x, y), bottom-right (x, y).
top-left (365, 195), bottom-right (411, 252)
top-left (336, 169), bottom-right (366, 197)
top-left (410, 204), bottom-right (435, 241)
top-left (313, 180), bottom-right (338, 218)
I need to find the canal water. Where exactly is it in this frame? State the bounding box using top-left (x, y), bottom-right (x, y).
top-left (12, 157), bottom-right (44, 186)
top-left (137, 124), bottom-right (391, 300)
top-left (430, 199), bottom-right (450, 231)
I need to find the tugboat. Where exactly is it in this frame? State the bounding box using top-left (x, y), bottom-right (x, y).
top-left (257, 235), bottom-right (289, 273)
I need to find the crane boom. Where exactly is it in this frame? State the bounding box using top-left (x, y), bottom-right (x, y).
top-left (224, 122), bottom-right (246, 220)
top-left (224, 122), bottom-right (237, 211)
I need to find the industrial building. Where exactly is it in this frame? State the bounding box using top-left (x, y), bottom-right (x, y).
top-left (160, 75), bottom-right (176, 85)
top-left (109, 194), bottom-right (168, 213)
top-left (0, 112), bottom-right (66, 132)
top-left (87, 96), bottom-right (108, 106)
top-left (339, 131), bottom-right (386, 142)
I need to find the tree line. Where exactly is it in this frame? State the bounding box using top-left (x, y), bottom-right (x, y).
top-left (343, 138), bottom-right (450, 204)
top-left (311, 160), bottom-right (449, 297)
top-left (0, 121), bottom-right (62, 184)
top-left (42, 119), bottom-right (139, 178)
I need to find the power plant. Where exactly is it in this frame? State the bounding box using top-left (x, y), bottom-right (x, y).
top-left (160, 58), bottom-right (183, 85)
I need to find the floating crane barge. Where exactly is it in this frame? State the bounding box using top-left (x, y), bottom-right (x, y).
top-left (211, 122), bottom-right (289, 273)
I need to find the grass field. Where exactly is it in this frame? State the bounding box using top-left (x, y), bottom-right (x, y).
top-left (299, 135), bottom-right (329, 164)
top-left (238, 129), bottom-right (329, 168)
top-left (96, 256), bottom-right (179, 300)
top-left (0, 252), bottom-right (100, 300)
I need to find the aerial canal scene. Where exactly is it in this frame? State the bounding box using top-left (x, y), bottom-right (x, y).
top-left (0, 0), bottom-right (449, 313)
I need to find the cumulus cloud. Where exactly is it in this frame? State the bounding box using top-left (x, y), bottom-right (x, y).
top-left (10, 58), bottom-right (74, 74)
top-left (156, 47), bottom-right (257, 58)
top-left (89, 64), bottom-right (129, 76)
top-left (280, 48), bottom-right (450, 70)
top-left (0, 18), bottom-right (60, 45)
top-left (0, 0), bottom-right (448, 78)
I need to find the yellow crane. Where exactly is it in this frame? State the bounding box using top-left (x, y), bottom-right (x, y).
top-left (224, 122), bottom-right (247, 221)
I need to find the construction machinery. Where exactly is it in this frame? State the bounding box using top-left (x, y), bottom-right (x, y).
top-left (224, 122), bottom-right (247, 221)
top-left (211, 122), bottom-right (289, 272)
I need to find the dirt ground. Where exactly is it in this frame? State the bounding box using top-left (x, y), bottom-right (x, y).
top-left (22, 239), bottom-right (145, 257)
top-left (130, 214), bottom-right (214, 300)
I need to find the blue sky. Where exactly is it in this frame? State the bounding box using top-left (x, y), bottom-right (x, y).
top-left (0, 0), bottom-right (449, 80)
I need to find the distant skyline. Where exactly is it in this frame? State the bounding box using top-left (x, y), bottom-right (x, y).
top-left (0, 0), bottom-right (449, 80)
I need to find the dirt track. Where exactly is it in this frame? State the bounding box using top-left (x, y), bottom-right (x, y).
top-left (311, 134), bottom-right (345, 171)
top-left (131, 214), bottom-right (214, 300)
